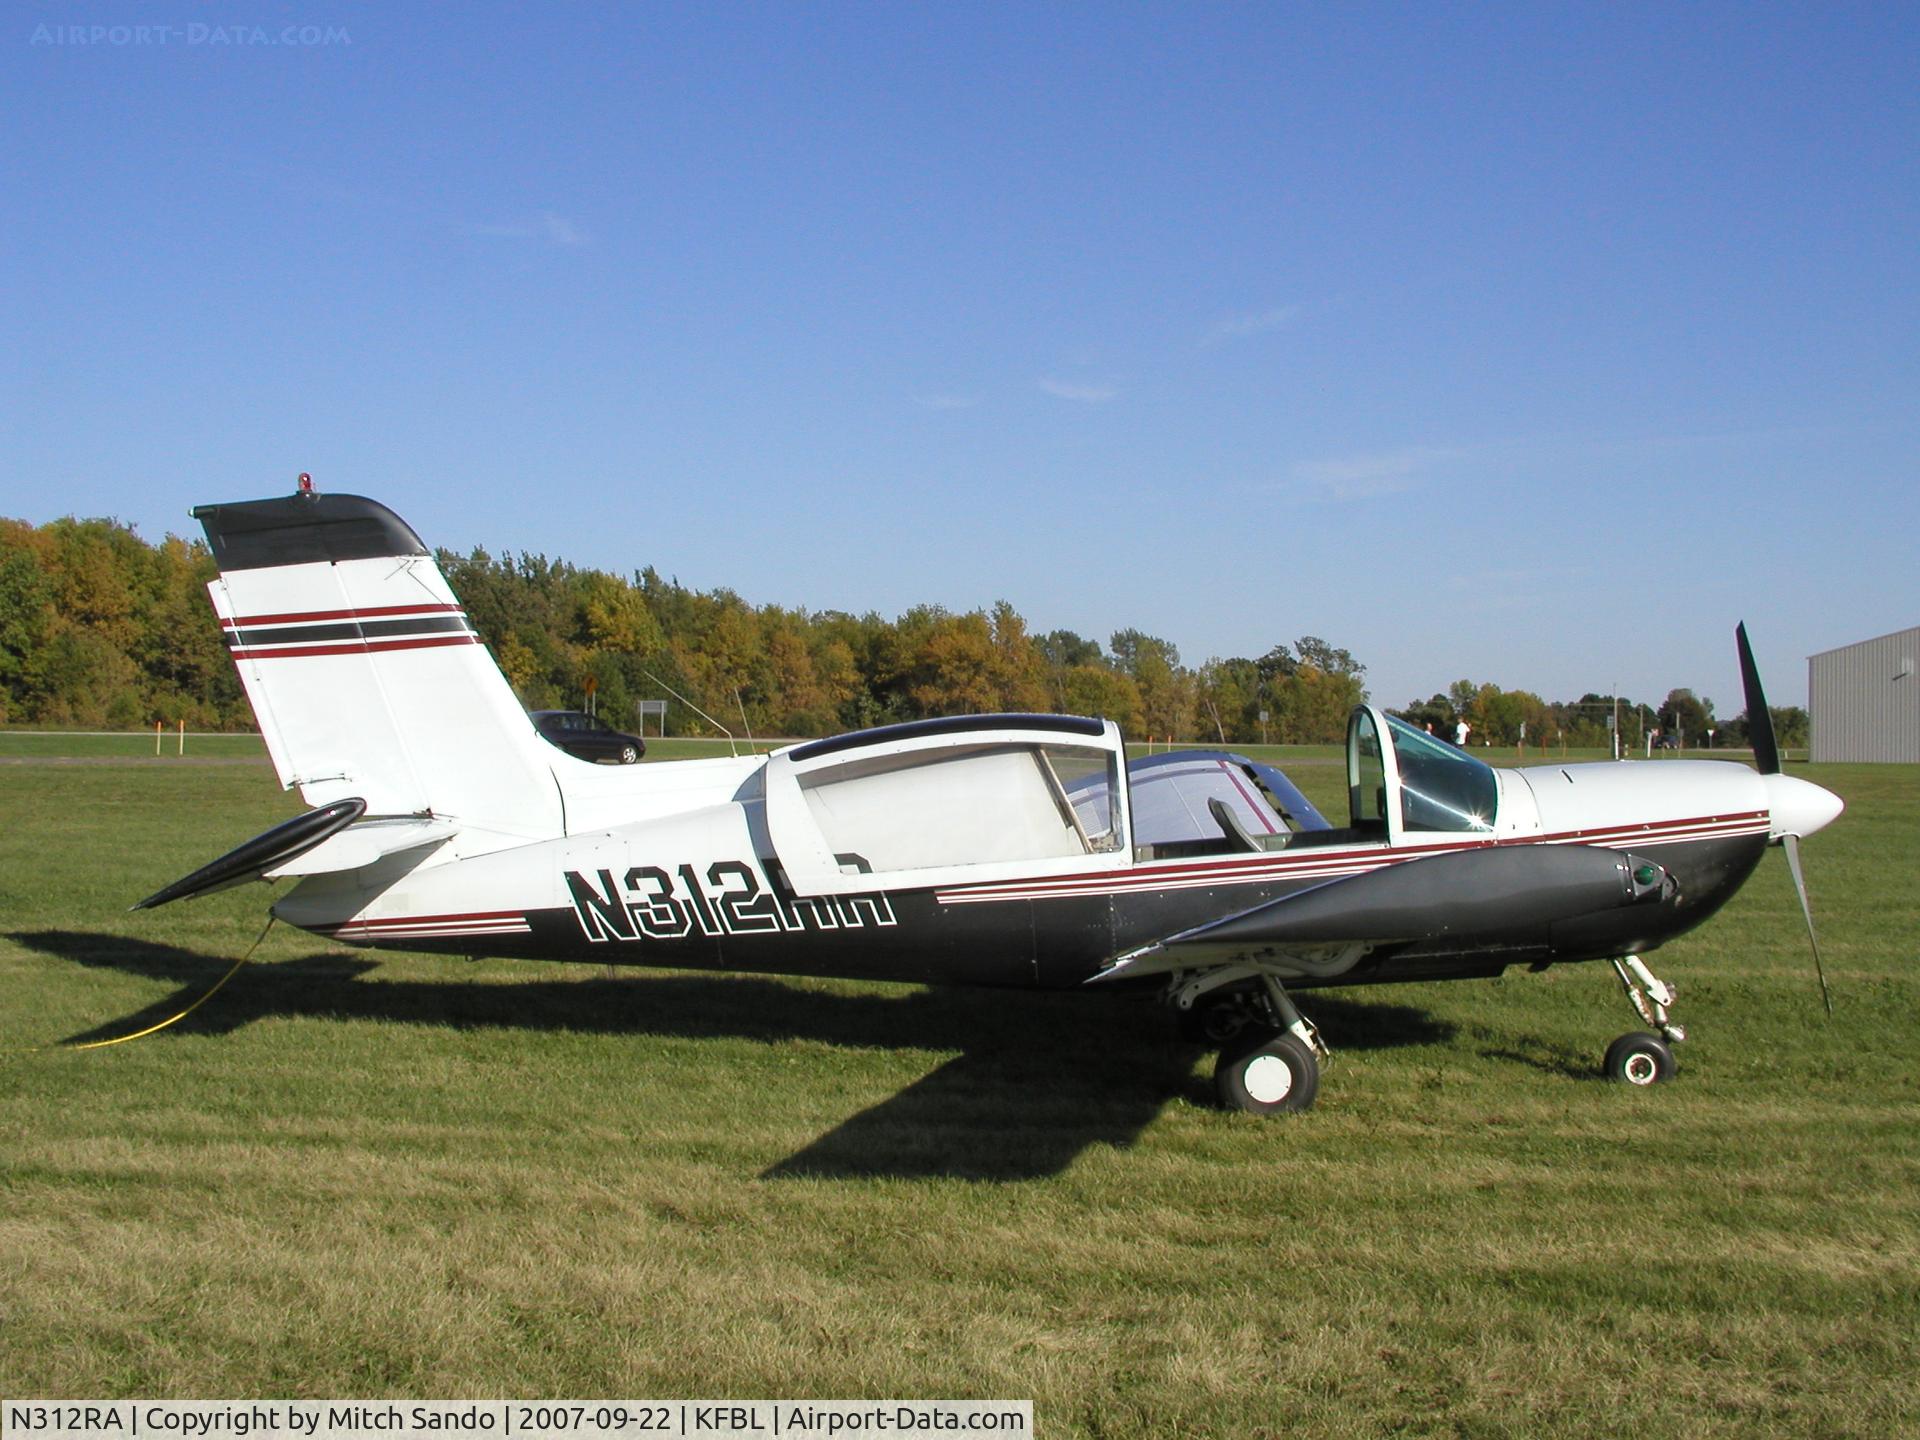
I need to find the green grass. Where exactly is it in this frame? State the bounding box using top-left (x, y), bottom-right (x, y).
top-left (0, 730), bottom-right (272, 760)
top-left (0, 731), bottom-right (749, 764)
top-left (1, 745), bottom-right (1915, 1435)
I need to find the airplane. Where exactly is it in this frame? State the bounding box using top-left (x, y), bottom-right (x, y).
top-left (136, 484), bottom-right (1845, 1114)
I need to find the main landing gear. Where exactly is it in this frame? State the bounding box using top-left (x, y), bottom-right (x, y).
top-left (1173, 971), bottom-right (1330, 1115)
top-left (1604, 954), bottom-right (1684, 1087)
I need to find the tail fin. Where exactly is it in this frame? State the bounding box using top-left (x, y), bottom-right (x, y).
top-left (195, 490), bottom-right (562, 843)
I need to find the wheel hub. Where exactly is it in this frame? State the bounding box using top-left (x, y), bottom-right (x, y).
top-left (1243, 1053), bottom-right (1295, 1104)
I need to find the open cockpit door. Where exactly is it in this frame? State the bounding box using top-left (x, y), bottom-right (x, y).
top-left (1349, 705), bottom-right (1516, 845)
top-left (762, 714), bottom-right (1131, 897)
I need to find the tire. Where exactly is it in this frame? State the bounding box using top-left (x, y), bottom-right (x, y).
top-left (1604, 1031), bottom-right (1676, 1086)
top-left (618, 743), bottom-right (641, 764)
top-left (1214, 1030), bottom-right (1319, 1115)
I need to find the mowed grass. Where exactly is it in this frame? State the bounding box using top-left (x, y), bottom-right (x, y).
top-left (0, 731), bottom-right (742, 763)
top-left (0, 731), bottom-right (271, 760)
top-left (1, 749), bottom-right (1916, 1437)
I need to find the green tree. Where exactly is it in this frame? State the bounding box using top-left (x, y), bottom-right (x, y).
top-left (987, 601), bottom-right (1049, 712)
top-left (908, 611), bottom-right (1000, 715)
top-left (1196, 657), bottom-right (1262, 743)
top-left (1061, 664), bottom-right (1144, 734)
top-left (1111, 629), bottom-right (1192, 739)
top-left (1267, 637), bottom-right (1366, 742)
top-left (1658, 688), bottom-right (1712, 746)
top-left (0, 522), bottom-right (57, 720)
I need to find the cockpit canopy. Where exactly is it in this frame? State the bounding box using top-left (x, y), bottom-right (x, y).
top-left (764, 714), bottom-right (1133, 895)
top-left (1122, 751), bottom-right (1330, 853)
top-left (760, 707), bottom-right (1503, 898)
top-left (1349, 706), bottom-right (1500, 838)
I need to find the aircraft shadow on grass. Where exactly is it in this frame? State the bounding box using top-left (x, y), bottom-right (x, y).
top-left (16, 930), bottom-right (1454, 1182)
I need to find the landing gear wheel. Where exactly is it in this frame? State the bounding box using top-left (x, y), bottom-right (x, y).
top-left (1214, 1030), bottom-right (1320, 1115)
top-left (1604, 1031), bottom-right (1676, 1087)
top-left (1178, 993), bottom-right (1257, 1045)
top-left (618, 743), bottom-right (641, 764)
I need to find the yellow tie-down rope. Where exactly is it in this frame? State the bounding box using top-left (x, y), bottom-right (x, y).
top-left (64, 914), bottom-right (276, 1051)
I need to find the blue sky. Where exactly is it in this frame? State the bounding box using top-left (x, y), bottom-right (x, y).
top-left (4, 2), bottom-right (1915, 714)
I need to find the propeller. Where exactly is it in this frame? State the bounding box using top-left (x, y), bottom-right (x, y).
top-left (1737, 621), bottom-right (1834, 1015)
top-left (1782, 833), bottom-right (1833, 1017)
top-left (1735, 621), bottom-right (1780, 776)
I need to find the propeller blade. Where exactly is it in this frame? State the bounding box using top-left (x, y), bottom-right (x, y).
top-left (1781, 833), bottom-right (1833, 1016)
top-left (1736, 621), bottom-right (1781, 775)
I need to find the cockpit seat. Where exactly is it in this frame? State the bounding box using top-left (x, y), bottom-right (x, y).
top-left (1208, 797), bottom-right (1265, 854)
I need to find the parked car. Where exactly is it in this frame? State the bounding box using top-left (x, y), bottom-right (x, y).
top-left (530, 710), bottom-right (646, 763)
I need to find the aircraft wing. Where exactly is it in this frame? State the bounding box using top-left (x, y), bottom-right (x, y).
top-left (1096, 843), bottom-right (1672, 982)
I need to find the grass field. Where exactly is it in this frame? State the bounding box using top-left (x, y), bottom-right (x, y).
top-left (2, 740), bottom-right (1915, 1436)
top-left (0, 732), bottom-right (746, 763)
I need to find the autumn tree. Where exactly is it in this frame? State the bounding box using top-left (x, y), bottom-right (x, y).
top-left (1111, 629), bottom-right (1193, 739)
top-left (0, 509), bottom-right (1388, 749)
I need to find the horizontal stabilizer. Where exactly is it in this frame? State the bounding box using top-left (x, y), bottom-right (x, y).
top-left (1101, 845), bottom-right (1671, 979)
top-left (263, 816), bottom-right (459, 876)
top-left (133, 798), bottom-right (366, 910)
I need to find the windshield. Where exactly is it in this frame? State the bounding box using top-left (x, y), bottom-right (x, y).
top-left (1385, 713), bottom-right (1498, 833)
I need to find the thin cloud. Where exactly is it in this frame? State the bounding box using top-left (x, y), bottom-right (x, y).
top-left (471, 211), bottom-right (589, 246)
top-left (1203, 305), bottom-right (1299, 345)
top-left (1038, 377), bottom-right (1118, 403)
top-left (1290, 445), bottom-right (1461, 501)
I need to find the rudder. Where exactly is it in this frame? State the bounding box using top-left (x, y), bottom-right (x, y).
top-left (195, 489), bottom-right (563, 843)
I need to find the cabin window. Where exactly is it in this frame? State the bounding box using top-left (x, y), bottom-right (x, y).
top-left (798, 742), bottom-right (1122, 875)
top-left (1124, 753), bottom-right (1331, 852)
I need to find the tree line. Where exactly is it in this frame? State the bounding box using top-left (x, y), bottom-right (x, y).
top-left (0, 513), bottom-right (1798, 748)
top-left (1393, 680), bottom-right (1809, 753)
top-left (0, 514), bottom-right (1366, 742)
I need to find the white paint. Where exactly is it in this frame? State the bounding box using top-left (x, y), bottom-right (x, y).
top-left (1243, 1053), bottom-right (1295, 1104)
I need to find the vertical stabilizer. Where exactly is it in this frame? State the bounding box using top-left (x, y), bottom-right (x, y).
top-left (195, 490), bottom-right (562, 843)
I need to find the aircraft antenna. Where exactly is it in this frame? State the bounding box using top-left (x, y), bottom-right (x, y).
top-left (641, 670), bottom-right (737, 757)
top-left (735, 687), bottom-right (757, 752)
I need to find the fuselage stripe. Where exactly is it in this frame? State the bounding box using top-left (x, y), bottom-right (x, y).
top-left (934, 812), bottom-right (1771, 903)
top-left (229, 634), bottom-right (481, 661)
top-left (341, 927), bottom-right (531, 939)
top-left (221, 603), bottom-right (465, 628)
top-left (309, 908), bottom-right (530, 939)
top-left (224, 616), bottom-right (476, 649)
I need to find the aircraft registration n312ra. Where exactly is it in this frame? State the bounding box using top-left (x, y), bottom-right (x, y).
top-left (140, 485), bottom-right (1844, 1114)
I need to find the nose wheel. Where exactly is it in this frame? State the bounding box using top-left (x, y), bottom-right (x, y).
top-left (1604, 1030), bottom-right (1676, 1086)
top-left (1606, 955), bottom-right (1683, 1085)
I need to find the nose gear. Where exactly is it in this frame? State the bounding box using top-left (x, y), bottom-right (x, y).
top-left (1605, 954), bottom-right (1683, 1085)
